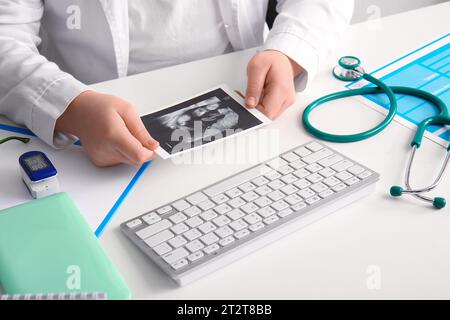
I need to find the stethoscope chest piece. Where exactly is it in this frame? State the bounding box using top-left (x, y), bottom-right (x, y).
top-left (332, 56), bottom-right (366, 81)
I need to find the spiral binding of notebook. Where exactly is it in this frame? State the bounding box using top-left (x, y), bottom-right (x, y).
top-left (0, 292), bottom-right (107, 300)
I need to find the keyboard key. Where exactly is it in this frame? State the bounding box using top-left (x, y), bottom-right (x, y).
top-left (198, 222), bottom-right (217, 234)
top-left (294, 146), bottom-right (312, 157)
top-left (267, 190), bottom-right (285, 201)
top-left (188, 251), bottom-right (204, 262)
top-left (267, 157), bottom-right (288, 169)
top-left (163, 248), bottom-right (189, 264)
top-left (228, 197), bottom-right (246, 208)
top-left (277, 165), bottom-right (294, 175)
top-left (278, 208), bottom-right (294, 218)
top-left (168, 235), bottom-right (187, 248)
top-left (171, 259), bottom-right (188, 270)
top-left (345, 176), bottom-right (360, 186)
top-left (185, 216), bottom-right (204, 228)
top-left (183, 229), bottom-right (202, 241)
top-left (303, 149), bottom-right (333, 164)
top-left (318, 167), bottom-right (336, 178)
top-left (293, 168), bottom-right (310, 179)
top-left (144, 229), bottom-right (174, 247)
top-left (239, 182), bottom-right (256, 193)
top-left (310, 182), bottom-right (328, 193)
top-left (241, 202), bottom-right (259, 214)
top-left (281, 174), bottom-right (298, 184)
top-left (318, 154), bottom-right (343, 167)
top-left (142, 213), bottom-right (161, 225)
top-left (249, 222), bottom-right (265, 232)
top-left (257, 206), bottom-right (276, 218)
top-left (284, 194), bottom-right (303, 205)
top-left (211, 194), bottom-right (230, 204)
top-left (214, 203), bottom-right (232, 215)
top-left (264, 215), bottom-right (279, 225)
top-left (184, 206), bottom-right (202, 217)
top-left (215, 226), bottom-right (234, 238)
top-left (200, 209), bottom-right (217, 221)
top-left (186, 192), bottom-right (208, 205)
top-left (204, 244), bottom-right (220, 254)
top-left (268, 179), bottom-right (285, 190)
top-left (136, 220), bottom-right (173, 240)
top-left (323, 176), bottom-right (340, 187)
top-left (294, 178), bottom-right (311, 189)
top-left (332, 183), bottom-right (347, 192)
top-left (335, 171), bottom-right (353, 181)
top-left (271, 200), bottom-right (289, 211)
top-left (183, 228), bottom-right (202, 241)
top-left (153, 242), bottom-right (172, 256)
top-left (225, 188), bottom-right (243, 198)
top-left (254, 196), bottom-right (272, 207)
top-left (126, 219), bottom-right (142, 229)
top-left (171, 222), bottom-right (189, 235)
top-left (258, 207), bottom-right (276, 218)
top-left (219, 236), bottom-right (235, 246)
top-left (254, 185), bottom-right (272, 196)
top-left (244, 213), bottom-right (262, 225)
top-left (265, 170), bottom-right (282, 181)
top-left (290, 159), bottom-right (306, 170)
top-left (226, 209), bottom-right (245, 220)
top-left (280, 184), bottom-right (299, 195)
top-left (306, 173), bottom-right (323, 183)
top-left (305, 163), bottom-right (323, 173)
top-left (358, 171), bottom-right (373, 179)
top-left (212, 215), bottom-right (231, 227)
top-left (305, 142), bottom-right (323, 152)
top-left (229, 219), bottom-right (248, 231)
top-left (281, 152), bottom-right (300, 163)
top-left (292, 202), bottom-right (307, 211)
top-left (197, 200), bottom-right (215, 211)
top-left (235, 229), bottom-right (250, 239)
top-left (332, 160), bottom-right (354, 172)
top-left (319, 189), bottom-right (334, 198)
top-left (169, 212), bottom-right (187, 224)
top-left (200, 233), bottom-right (220, 246)
top-left (306, 195), bottom-right (321, 205)
top-left (185, 240), bottom-right (205, 253)
top-left (241, 191), bottom-right (259, 202)
top-left (298, 188), bottom-right (315, 199)
top-left (172, 199), bottom-right (190, 212)
top-left (252, 176), bottom-right (269, 186)
top-left (157, 206), bottom-right (173, 215)
top-left (348, 165), bottom-right (365, 175)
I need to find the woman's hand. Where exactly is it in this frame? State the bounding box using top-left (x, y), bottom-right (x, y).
top-left (245, 50), bottom-right (304, 119)
top-left (56, 91), bottom-right (159, 167)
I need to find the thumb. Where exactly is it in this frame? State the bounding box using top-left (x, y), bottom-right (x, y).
top-left (121, 106), bottom-right (159, 150)
top-left (245, 58), bottom-right (270, 108)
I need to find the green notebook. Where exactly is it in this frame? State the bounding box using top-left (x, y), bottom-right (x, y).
top-left (0, 193), bottom-right (130, 299)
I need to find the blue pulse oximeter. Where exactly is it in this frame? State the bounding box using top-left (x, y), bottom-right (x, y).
top-left (19, 151), bottom-right (59, 198)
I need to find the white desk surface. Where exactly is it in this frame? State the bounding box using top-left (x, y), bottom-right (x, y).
top-left (92, 3), bottom-right (450, 299)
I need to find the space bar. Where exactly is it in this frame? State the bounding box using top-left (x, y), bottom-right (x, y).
top-left (204, 165), bottom-right (271, 197)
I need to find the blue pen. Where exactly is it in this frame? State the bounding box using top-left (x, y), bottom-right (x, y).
top-left (95, 160), bottom-right (153, 237)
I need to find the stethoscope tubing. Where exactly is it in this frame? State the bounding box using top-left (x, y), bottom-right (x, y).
top-left (303, 77), bottom-right (449, 143)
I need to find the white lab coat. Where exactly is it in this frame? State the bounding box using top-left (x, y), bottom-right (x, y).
top-left (0, 0), bottom-right (354, 148)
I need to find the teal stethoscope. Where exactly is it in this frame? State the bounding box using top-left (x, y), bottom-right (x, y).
top-left (302, 56), bottom-right (450, 209)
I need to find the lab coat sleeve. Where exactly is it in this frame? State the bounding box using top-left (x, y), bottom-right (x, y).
top-left (263, 0), bottom-right (354, 90)
top-left (0, 0), bottom-right (89, 148)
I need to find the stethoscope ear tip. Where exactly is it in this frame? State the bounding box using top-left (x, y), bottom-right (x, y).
top-left (390, 186), bottom-right (403, 197)
top-left (432, 197), bottom-right (446, 209)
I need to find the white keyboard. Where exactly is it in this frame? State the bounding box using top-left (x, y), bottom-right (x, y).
top-left (121, 141), bottom-right (379, 285)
